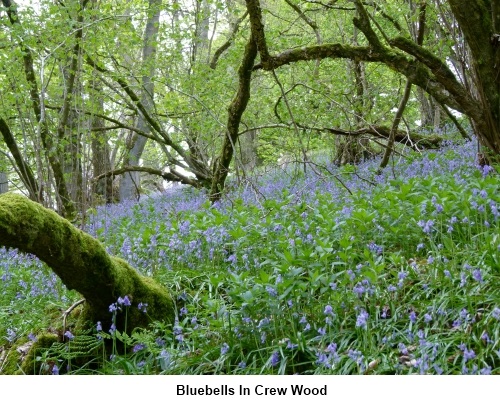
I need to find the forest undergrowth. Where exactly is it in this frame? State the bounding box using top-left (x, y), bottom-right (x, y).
top-left (1, 140), bottom-right (499, 375)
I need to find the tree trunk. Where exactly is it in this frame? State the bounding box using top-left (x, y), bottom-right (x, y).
top-left (0, 152), bottom-right (7, 193)
top-left (90, 75), bottom-right (114, 203)
top-left (238, 129), bottom-right (259, 172)
top-left (0, 193), bottom-right (174, 335)
top-left (444, 0), bottom-right (500, 158)
top-left (0, 172), bottom-right (7, 194)
top-left (210, 30), bottom-right (258, 201)
top-left (119, 0), bottom-right (161, 201)
top-left (335, 21), bottom-right (370, 165)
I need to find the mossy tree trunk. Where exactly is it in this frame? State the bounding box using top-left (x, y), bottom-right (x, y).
top-left (0, 193), bottom-right (174, 333)
top-left (447, 0), bottom-right (500, 160)
top-left (210, 28), bottom-right (258, 201)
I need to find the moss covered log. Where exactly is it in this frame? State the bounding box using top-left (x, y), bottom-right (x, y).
top-left (0, 192), bottom-right (174, 333)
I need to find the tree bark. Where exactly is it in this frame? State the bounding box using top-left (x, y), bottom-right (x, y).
top-left (447, 0), bottom-right (500, 159)
top-left (119, 0), bottom-right (161, 201)
top-left (0, 152), bottom-right (7, 194)
top-left (0, 118), bottom-right (41, 201)
top-left (210, 30), bottom-right (258, 201)
top-left (90, 77), bottom-right (114, 203)
top-left (0, 193), bottom-right (174, 334)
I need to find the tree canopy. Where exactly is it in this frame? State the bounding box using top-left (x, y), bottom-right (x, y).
top-left (1, 0), bottom-right (498, 214)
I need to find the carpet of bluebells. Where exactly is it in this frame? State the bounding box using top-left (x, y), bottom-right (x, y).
top-left (1, 140), bottom-right (500, 375)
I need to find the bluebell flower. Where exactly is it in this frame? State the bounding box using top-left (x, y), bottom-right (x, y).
top-left (326, 343), bottom-right (337, 353)
top-left (480, 366), bottom-right (492, 375)
top-left (463, 348), bottom-right (475, 361)
top-left (173, 324), bottom-right (183, 335)
top-left (418, 219), bottom-right (434, 234)
top-left (221, 342), bottom-right (230, 355)
top-left (133, 343), bottom-right (145, 353)
top-left (458, 344), bottom-right (475, 361)
top-left (356, 309), bottom-right (369, 329)
top-left (353, 283), bottom-right (365, 298)
top-left (138, 302), bottom-right (148, 313)
top-left (368, 242), bottom-right (383, 255)
top-left (179, 307), bottom-right (188, 316)
top-left (257, 317), bottom-right (270, 329)
top-left (424, 313), bottom-right (432, 323)
top-left (286, 340), bottom-right (298, 350)
top-left (64, 331), bottom-right (74, 340)
top-left (324, 305), bottom-right (334, 316)
top-left (472, 269), bottom-right (483, 282)
top-left (238, 361), bottom-right (246, 369)
top-left (481, 332), bottom-right (492, 344)
top-left (348, 349), bottom-right (363, 363)
top-left (270, 351), bottom-right (280, 367)
top-left (492, 307), bottom-right (500, 320)
top-left (459, 272), bottom-right (467, 287)
top-left (316, 353), bottom-right (330, 368)
top-left (123, 296), bottom-right (131, 306)
top-left (96, 321), bottom-right (102, 332)
top-left (52, 364), bottom-right (59, 375)
top-left (398, 343), bottom-right (408, 355)
top-left (266, 286), bottom-right (277, 297)
top-left (433, 364), bottom-right (443, 375)
top-left (318, 327), bottom-right (326, 336)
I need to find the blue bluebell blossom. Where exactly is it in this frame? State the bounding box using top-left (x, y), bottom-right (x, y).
top-left (270, 351), bottom-right (280, 367)
top-left (220, 342), bottom-right (230, 355)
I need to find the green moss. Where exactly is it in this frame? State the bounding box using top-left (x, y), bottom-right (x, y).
top-left (2, 345), bottom-right (24, 375)
top-left (0, 193), bottom-right (175, 353)
top-left (20, 333), bottom-right (59, 375)
top-left (0, 333), bottom-right (59, 375)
